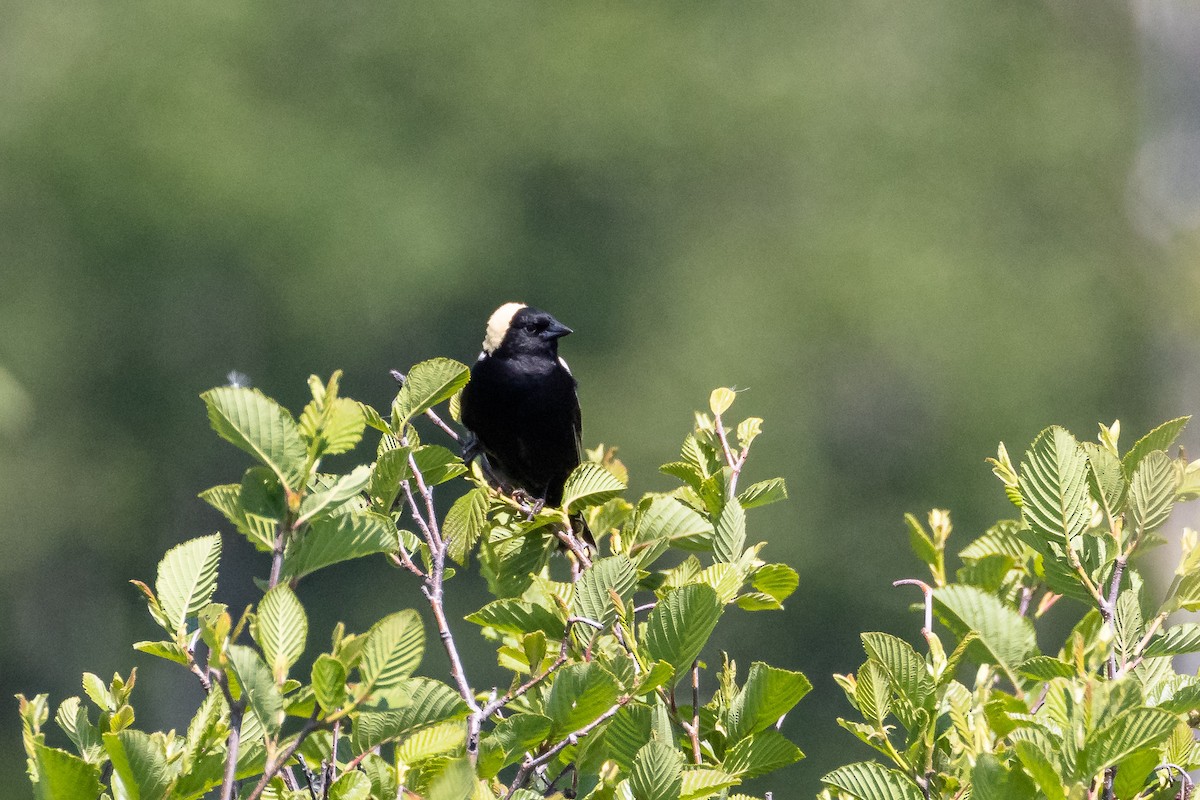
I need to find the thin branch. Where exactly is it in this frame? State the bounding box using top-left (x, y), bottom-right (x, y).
top-left (245, 714), bottom-right (324, 800)
top-left (713, 412), bottom-right (750, 497)
top-left (893, 579), bottom-right (933, 634)
top-left (687, 660), bottom-right (702, 765)
top-left (219, 700), bottom-right (243, 800)
top-left (483, 632), bottom-right (572, 718)
top-left (268, 524), bottom-right (286, 590)
top-left (506, 697), bottom-right (632, 797)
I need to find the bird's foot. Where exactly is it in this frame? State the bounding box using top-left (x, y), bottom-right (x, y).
top-left (511, 489), bottom-right (544, 518)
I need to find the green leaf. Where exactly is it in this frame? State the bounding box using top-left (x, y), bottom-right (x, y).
top-left (934, 584), bottom-right (1038, 687)
top-left (155, 533), bottom-right (222, 635)
top-left (1012, 738), bottom-right (1065, 800)
top-left (304, 396), bottom-right (366, 458)
top-left (351, 679), bottom-right (467, 753)
top-left (1144, 623), bottom-right (1200, 657)
top-left (1083, 442), bottom-right (1126, 517)
top-left (959, 520), bottom-right (1027, 562)
top-left (423, 755), bottom-right (475, 800)
top-left (103, 729), bottom-right (171, 800)
top-left (478, 713), bottom-right (552, 777)
top-left (298, 465), bottom-right (372, 524)
top-left (562, 462), bottom-right (626, 512)
top-left (412, 445), bottom-right (468, 485)
top-left (282, 512), bottom-right (398, 580)
top-left (629, 496), bottom-right (713, 564)
top-left (396, 720), bottom-right (467, 763)
top-left (713, 497), bottom-right (746, 563)
top-left (202, 386), bottom-right (307, 489)
top-left (256, 584), bottom-right (307, 684)
top-left (822, 761), bottom-right (924, 800)
top-left (573, 555), bottom-right (638, 628)
top-left (465, 597), bottom-right (566, 639)
top-left (545, 662), bottom-right (621, 736)
top-left (1018, 426), bottom-right (1090, 546)
top-left (635, 662), bottom-right (676, 696)
top-left (854, 661), bottom-right (891, 724)
top-left (444, 488), bottom-right (489, 566)
top-left (709, 388), bottom-right (736, 416)
top-left (738, 478), bottom-right (787, 509)
top-left (1122, 417), bottom-right (1188, 476)
top-left (971, 752), bottom-right (1037, 800)
top-left (1016, 655), bottom-right (1075, 681)
top-left (644, 584), bottom-right (723, 682)
top-left (1129, 450), bottom-right (1176, 535)
top-left (228, 644), bottom-right (285, 734)
top-left (29, 743), bottom-right (103, 800)
top-left (391, 358), bottom-right (470, 431)
top-left (630, 740), bottom-right (684, 800)
top-left (132, 640), bottom-right (190, 666)
top-left (360, 610), bottom-right (425, 694)
top-left (859, 632), bottom-right (933, 713)
top-left (312, 655), bottom-right (348, 713)
top-left (327, 770), bottom-right (372, 800)
top-left (54, 697), bottom-right (102, 764)
top-left (751, 564), bottom-right (798, 604)
top-left (1080, 707), bottom-right (1178, 775)
top-left (723, 729), bottom-right (804, 778)
top-left (680, 768), bottom-right (741, 800)
top-left (725, 662), bottom-right (811, 742)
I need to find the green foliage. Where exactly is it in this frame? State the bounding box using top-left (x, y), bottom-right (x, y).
top-left (16, 372), bottom-right (803, 799)
top-left (824, 418), bottom-right (1200, 800)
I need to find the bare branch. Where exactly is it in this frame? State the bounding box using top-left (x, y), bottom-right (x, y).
top-left (688, 660), bottom-right (702, 764)
top-left (506, 696), bottom-right (632, 797)
top-left (245, 713), bottom-right (324, 800)
top-left (893, 579), bottom-right (934, 634)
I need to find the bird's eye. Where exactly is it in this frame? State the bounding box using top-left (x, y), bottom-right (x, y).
top-left (525, 323), bottom-right (539, 333)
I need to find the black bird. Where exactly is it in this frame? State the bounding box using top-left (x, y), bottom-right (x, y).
top-left (460, 303), bottom-right (581, 507)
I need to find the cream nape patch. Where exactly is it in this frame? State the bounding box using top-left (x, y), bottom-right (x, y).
top-left (483, 302), bottom-right (527, 353)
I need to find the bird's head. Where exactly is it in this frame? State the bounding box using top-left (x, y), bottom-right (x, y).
top-left (482, 302), bottom-right (573, 358)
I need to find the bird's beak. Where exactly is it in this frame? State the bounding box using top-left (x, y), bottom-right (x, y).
top-left (545, 320), bottom-right (573, 339)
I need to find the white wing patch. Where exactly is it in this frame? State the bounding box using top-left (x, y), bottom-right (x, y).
top-left (558, 357), bottom-right (572, 374)
top-left (483, 302), bottom-right (526, 354)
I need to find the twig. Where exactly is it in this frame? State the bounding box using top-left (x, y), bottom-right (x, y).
top-left (268, 524), bottom-right (286, 590)
top-left (506, 697), bottom-right (632, 797)
top-left (482, 632), bottom-right (572, 718)
top-left (1098, 555), bottom-right (1128, 800)
top-left (219, 698), bottom-right (243, 800)
top-left (244, 713), bottom-right (323, 800)
top-left (713, 411), bottom-right (751, 497)
top-left (893, 579), bottom-right (933, 634)
top-left (687, 660), bottom-right (702, 764)
top-left (295, 755), bottom-right (320, 800)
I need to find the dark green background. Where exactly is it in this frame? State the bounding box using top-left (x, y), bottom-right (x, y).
top-left (2, 1), bottom-right (1193, 794)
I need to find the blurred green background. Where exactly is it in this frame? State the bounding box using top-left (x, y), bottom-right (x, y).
top-left (4, 0), bottom-right (1198, 794)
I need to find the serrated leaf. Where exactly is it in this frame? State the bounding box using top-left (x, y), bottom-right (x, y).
top-left (1080, 707), bottom-right (1178, 775)
top-left (311, 397), bottom-right (367, 457)
top-left (256, 585), bottom-right (307, 684)
top-left (1083, 442), bottom-right (1126, 517)
top-left (311, 655), bottom-right (347, 713)
top-left (562, 463), bottom-right (626, 512)
top-left (713, 498), bottom-right (746, 564)
top-left (155, 533), bottom-right (222, 635)
top-left (725, 662), bottom-right (811, 743)
top-left (423, 755), bottom-right (474, 800)
top-left (1016, 656), bottom-right (1075, 681)
top-left (282, 512), bottom-right (398, 580)
top-left (228, 644), bottom-right (285, 734)
top-left (202, 386), bottom-right (307, 489)
top-left (133, 640), bottom-right (190, 666)
top-left (752, 564), bottom-right (798, 604)
top-left (1018, 426), bottom-right (1090, 546)
top-left (412, 445), bottom-right (468, 486)
top-left (444, 488), bottom-right (489, 566)
top-left (709, 388), bottom-right (736, 416)
top-left (680, 768), bottom-right (741, 800)
top-left (103, 729), bottom-right (171, 800)
top-left (860, 632), bottom-right (933, 714)
top-left (723, 729), bottom-right (804, 779)
top-left (29, 743), bottom-right (103, 800)
top-left (1144, 623), bottom-right (1200, 657)
top-left (392, 358), bottom-right (470, 431)
top-left (351, 679), bottom-right (467, 753)
top-left (545, 662), bottom-right (621, 736)
top-left (1129, 450), bottom-right (1176, 535)
top-left (298, 465), bottom-right (372, 524)
top-left (630, 740), bottom-right (684, 800)
top-left (854, 661), bottom-right (891, 724)
top-left (645, 584), bottom-right (723, 682)
top-left (1123, 417), bottom-right (1189, 476)
top-left (630, 496), bottom-right (712, 563)
top-left (327, 770), bottom-right (372, 800)
top-left (466, 597), bottom-right (566, 639)
top-left (959, 520), bottom-right (1027, 562)
top-left (606, 705), bottom-right (652, 771)
top-left (738, 478), bottom-right (787, 510)
top-left (971, 752), bottom-right (1037, 800)
top-left (54, 698), bottom-right (102, 764)
top-left (360, 610), bottom-right (425, 694)
top-left (822, 761), bottom-right (923, 800)
top-left (1012, 739), bottom-right (1065, 800)
top-left (478, 713), bottom-right (552, 777)
top-left (573, 555), bottom-right (638, 628)
top-left (396, 720), bottom-right (467, 763)
top-left (934, 584), bottom-right (1038, 687)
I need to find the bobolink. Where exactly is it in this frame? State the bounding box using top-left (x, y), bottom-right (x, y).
top-left (461, 303), bottom-right (581, 508)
